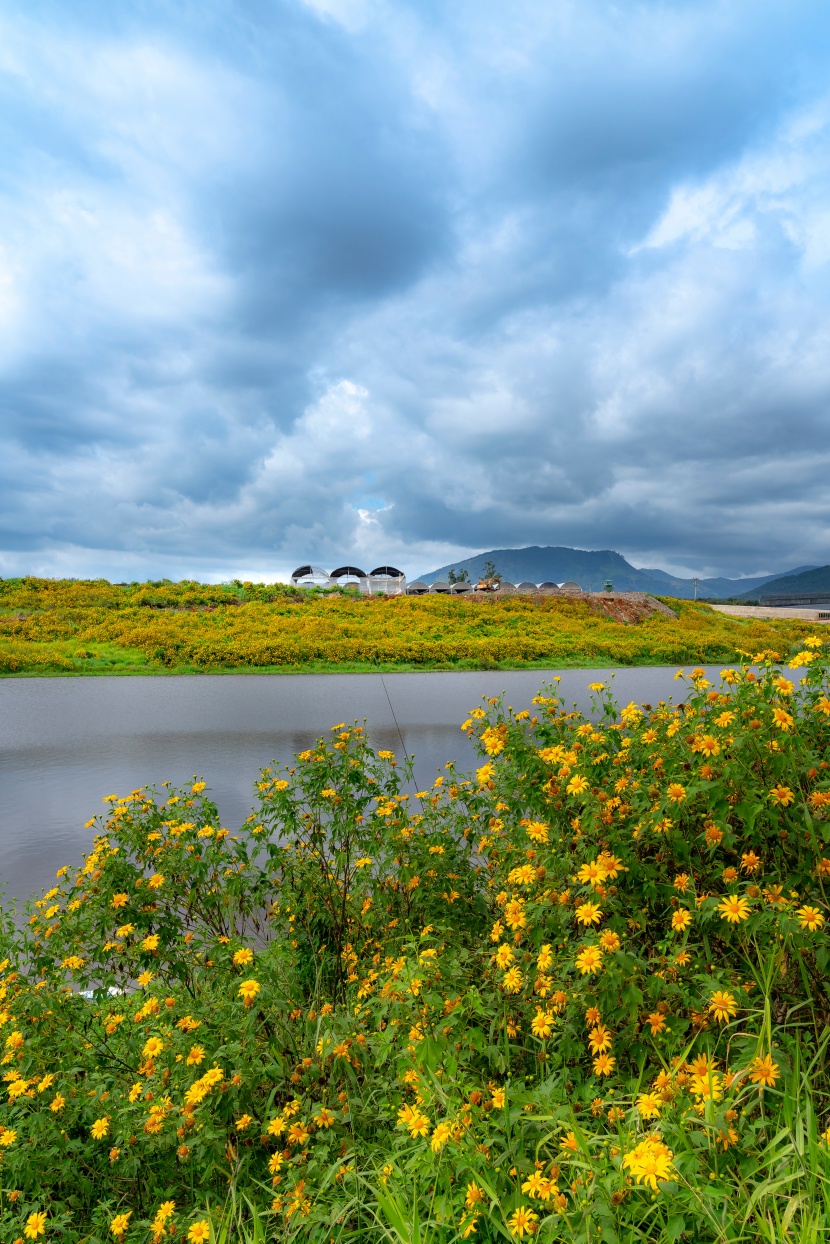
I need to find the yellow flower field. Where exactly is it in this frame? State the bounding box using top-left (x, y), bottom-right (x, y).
top-left (0, 577), bottom-right (822, 673)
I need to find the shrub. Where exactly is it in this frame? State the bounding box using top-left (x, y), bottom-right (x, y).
top-left (2, 641), bottom-right (830, 1239)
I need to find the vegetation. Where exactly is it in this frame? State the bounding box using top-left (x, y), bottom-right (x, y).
top-left (2, 639), bottom-right (830, 1240)
top-left (0, 577), bottom-right (824, 676)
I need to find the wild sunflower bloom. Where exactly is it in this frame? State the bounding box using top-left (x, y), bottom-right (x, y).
top-left (592, 1052), bottom-right (615, 1076)
top-left (709, 990), bottom-right (738, 1023)
top-left (187, 1223), bottom-right (211, 1244)
top-left (671, 909), bottom-right (692, 932)
top-left (531, 1010), bottom-right (554, 1039)
top-left (749, 1055), bottom-right (780, 1088)
top-left (536, 944), bottom-right (553, 971)
top-left (622, 1136), bottom-right (675, 1190)
top-left (666, 783), bottom-right (686, 804)
top-left (796, 905), bottom-right (824, 931)
top-left (560, 1131), bottom-right (578, 1152)
top-left (646, 1011), bottom-right (667, 1035)
top-left (91, 1116), bottom-right (110, 1139)
top-left (495, 943), bottom-right (515, 969)
top-left (141, 933), bottom-right (160, 952)
top-left (507, 1206), bottom-right (538, 1237)
top-left (186, 1045), bottom-right (205, 1066)
top-left (501, 966), bottom-right (524, 993)
top-left (143, 1036), bottom-right (164, 1059)
top-left (717, 894), bottom-right (751, 923)
top-left (741, 851), bottom-right (762, 873)
top-left (109, 1211), bottom-right (132, 1239)
top-left (636, 1092), bottom-right (662, 1119)
top-left (575, 901), bottom-right (603, 926)
top-left (24, 1211), bottom-right (47, 1239)
top-left (575, 946), bottom-right (603, 975)
top-left (769, 784), bottom-right (795, 806)
top-left (772, 708), bottom-right (794, 730)
top-left (566, 775), bottom-right (590, 797)
top-left (576, 860), bottom-right (608, 887)
top-left (238, 979), bottom-right (261, 1005)
top-left (430, 1121), bottom-right (452, 1152)
top-left (599, 930), bottom-right (621, 952)
top-left (111, 893), bottom-right (129, 909)
top-left (588, 1025), bottom-right (612, 1054)
top-left (233, 948), bottom-right (254, 967)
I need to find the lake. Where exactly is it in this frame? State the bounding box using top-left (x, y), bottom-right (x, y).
top-left (1, 667), bottom-right (720, 901)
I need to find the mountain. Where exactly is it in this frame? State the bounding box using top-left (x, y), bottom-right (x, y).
top-left (737, 564), bottom-right (830, 600)
top-left (416, 546), bottom-right (817, 600)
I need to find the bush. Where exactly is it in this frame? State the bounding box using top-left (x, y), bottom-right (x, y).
top-left (2, 640), bottom-right (830, 1240)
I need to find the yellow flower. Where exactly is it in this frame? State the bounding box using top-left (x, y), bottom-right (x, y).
top-left (141, 933), bottom-right (160, 952)
top-left (0, 1127), bottom-right (16, 1146)
top-left (186, 1045), bottom-right (205, 1066)
top-left (495, 943), bottom-right (515, 969)
top-left (147, 873), bottom-right (165, 889)
top-left (187, 1223), bottom-right (211, 1244)
top-left (109, 1211), bottom-right (133, 1238)
top-left (575, 945), bottom-right (603, 975)
top-left (769, 784), bottom-right (795, 806)
top-left (536, 944), bottom-right (553, 971)
top-left (592, 1052), bottom-right (615, 1076)
top-left (588, 1024), bottom-right (612, 1054)
top-left (111, 893), bottom-right (129, 908)
top-left (430, 1120), bottom-right (452, 1152)
top-left (152, 1202), bottom-right (176, 1232)
top-left (143, 1036), bottom-right (164, 1059)
top-left (772, 707), bottom-right (794, 730)
top-left (671, 909), bottom-right (692, 932)
top-left (566, 775), bottom-right (590, 797)
top-left (666, 783), bottom-right (686, 803)
top-left (232, 948), bottom-right (254, 966)
top-left (796, 905), bottom-right (824, 931)
top-left (24, 1211), bottom-right (47, 1239)
top-left (137, 971), bottom-right (154, 987)
top-left (709, 990), bottom-right (738, 1023)
top-left (622, 1136), bottom-right (675, 1190)
top-left (636, 1092), bottom-right (662, 1119)
top-left (91, 1116), bottom-right (110, 1139)
top-left (501, 966), bottom-right (524, 993)
top-left (531, 1010), bottom-right (553, 1039)
top-left (575, 901), bottom-right (602, 926)
top-left (238, 979), bottom-right (261, 1005)
top-left (598, 929), bottom-right (621, 952)
top-left (748, 1054), bottom-right (780, 1088)
top-left (576, 860), bottom-right (607, 887)
top-left (49, 1093), bottom-right (65, 1113)
top-left (717, 894), bottom-right (751, 924)
top-left (507, 1206), bottom-right (538, 1237)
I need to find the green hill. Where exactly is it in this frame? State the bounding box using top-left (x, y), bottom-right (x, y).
top-left (418, 546), bottom-right (814, 599)
top-left (739, 564), bottom-right (830, 600)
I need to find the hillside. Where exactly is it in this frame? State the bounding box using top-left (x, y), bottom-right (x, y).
top-left (738, 563), bottom-right (830, 600)
top-left (418, 545), bottom-right (814, 599)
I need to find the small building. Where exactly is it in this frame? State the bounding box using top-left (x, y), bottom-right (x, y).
top-left (429, 581), bottom-right (451, 594)
top-left (290, 565), bottom-right (330, 587)
top-left (406, 581), bottom-right (429, 595)
top-left (516, 581), bottom-right (537, 593)
top-left (560, 581), bottom-right (581, 591)
top-left (538, 582), bottom-right (561, 592)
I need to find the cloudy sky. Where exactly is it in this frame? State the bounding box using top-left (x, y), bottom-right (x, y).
top-left (2, 0), bottom-right (830, 582)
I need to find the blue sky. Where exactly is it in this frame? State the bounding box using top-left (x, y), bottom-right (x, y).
top-left (2, 0), bottom-right (830, 581)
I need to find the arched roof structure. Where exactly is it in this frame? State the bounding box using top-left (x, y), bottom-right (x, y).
top-left (538, 581), bottom-right (560, 591)
top-left (497, 581), bottom-right (515, 592)
top-left (560, 581), bottom-right (581, 590)
top-left (369, 565), bottom-right (404, 578)
top-left (517, 581), bottom-right (537, 592)
top-left (330, 566), bottom-right (367, 579)
top-left (406, 581), bottom-right (429, 595)
top-left (429, 581), bottom-right (451, 593)
top-left (291, 565), bottom-right (328, 580)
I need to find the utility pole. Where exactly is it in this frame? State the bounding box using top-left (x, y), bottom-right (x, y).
top-left (693, 577), bottom-right (700, 601)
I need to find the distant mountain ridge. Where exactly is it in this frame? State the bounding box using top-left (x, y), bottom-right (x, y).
top-left (739, 565), bottom-right (830, 600)
top-left (417, 546), bottom-right (817, 601)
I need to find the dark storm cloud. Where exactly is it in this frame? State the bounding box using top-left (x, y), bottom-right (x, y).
top-left (1, 0), bottom-right (830, 581)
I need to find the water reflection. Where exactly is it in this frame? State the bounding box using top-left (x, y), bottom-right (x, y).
top-left (0, 667), bottom-right (714, 901)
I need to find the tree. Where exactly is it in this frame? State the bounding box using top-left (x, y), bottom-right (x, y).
top-left (480, 560), bottom-right (499, 588)
top-left (448, 568), bottom-right (469, 585)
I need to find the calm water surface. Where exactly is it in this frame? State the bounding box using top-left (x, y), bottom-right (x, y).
top-left (0, 668), bottom-right (713, 901)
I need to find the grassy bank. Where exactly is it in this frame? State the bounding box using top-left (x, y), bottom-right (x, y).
top-left (1, 646), bottom-right (830, 1240)
top-left (0, 577), bottom-right (823, 676)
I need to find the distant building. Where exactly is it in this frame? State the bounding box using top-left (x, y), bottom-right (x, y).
top-left (759, 592), bottom-right (830, 607)
top-left (290, 564), bottom-right (406, 594)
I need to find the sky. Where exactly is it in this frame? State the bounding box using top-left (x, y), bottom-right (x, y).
top-left (2, 0), bottom-right (830, 583)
